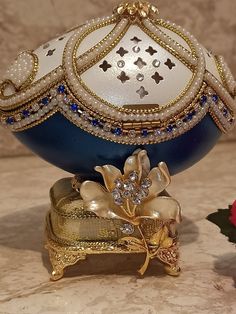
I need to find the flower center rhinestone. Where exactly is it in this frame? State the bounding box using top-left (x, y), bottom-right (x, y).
top-left (111, 171), bottom-right (152, 206)
top-left (120, 223), bottom-right (135, 235)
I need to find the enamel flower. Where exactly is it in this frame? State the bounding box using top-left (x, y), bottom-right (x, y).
top-left (80, 150), bottom-right (181, 275)
top-left (80, 149), bottom-right (181, 226)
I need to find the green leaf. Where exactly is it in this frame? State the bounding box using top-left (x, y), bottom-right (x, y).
top-left (207, 207), bottom-right (236, 244)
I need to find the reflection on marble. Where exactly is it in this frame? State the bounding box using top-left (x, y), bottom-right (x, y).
top-left (0, 143), bottom-right (236, 314)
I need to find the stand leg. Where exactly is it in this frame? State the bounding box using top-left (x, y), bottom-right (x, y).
top-left (156, 243), bottom-right (181, 277)
top-left (45, 242), bottom-right (87, 281)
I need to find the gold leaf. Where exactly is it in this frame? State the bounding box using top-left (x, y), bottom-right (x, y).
top-left (149, 226), bottom-right (169, 246)
top-left (161, 237), bottom-right (173, 248)
top-left (118, 236), bottom-right (145, 250)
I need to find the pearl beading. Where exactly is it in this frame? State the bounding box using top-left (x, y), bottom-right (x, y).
top-left (0, 66), bottom-right (64, 110)
top-left (204, 71), bottom-right (236, 114)
top-left (1, 83), bottom-right (234, 145)
top-left (0, 13), bottom-right (235, 142)
top-left (141, 19), bottom-right (206, 119)
top-left (1, 51), bottom-right (38, 92)
top-left (216, 56), bottom-right (236, 96)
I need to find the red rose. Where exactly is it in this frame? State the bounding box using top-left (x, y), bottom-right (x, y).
top-left (230, 200), bottom-right (236, 227)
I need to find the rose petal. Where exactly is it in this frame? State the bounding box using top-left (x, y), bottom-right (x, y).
top-left (147, 162), bottom-right (171, 198)
top-left (124, 149), bottom-right (150, 181)
top-left (138, 196), bottom-right (181, 223)
top-left (95, 165), bottom-right (122, 192)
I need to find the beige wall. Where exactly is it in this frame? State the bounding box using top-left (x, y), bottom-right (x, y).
top-left (0, 0), bottom-right (235, 157)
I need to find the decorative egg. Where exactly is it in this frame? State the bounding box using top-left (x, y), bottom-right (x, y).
top-left (0, 1), bottom-right (235, 178)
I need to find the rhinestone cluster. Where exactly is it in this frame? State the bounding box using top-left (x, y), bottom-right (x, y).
top-left (112, 171), bottom-right (152, 206)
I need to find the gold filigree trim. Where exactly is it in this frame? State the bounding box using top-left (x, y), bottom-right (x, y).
top-left (66, 17), bottom-right (198, 116)
top-left (114, 1), bottom-right (159, 19)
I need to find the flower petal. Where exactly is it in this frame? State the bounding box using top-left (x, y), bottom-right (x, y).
top-left (123, 149), bottom-right (150, 181)
top-left (95, 165), bottom-right (122, 192)
top-left (147, 162), bottom-right (171, 197)
top-left (138, 196), bottom-right (181, 223)
top-left (80, 181), bottom-right (135, 222)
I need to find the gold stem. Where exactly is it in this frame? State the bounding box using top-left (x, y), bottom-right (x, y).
top-left (137, 225), bottom-right (151, 275)
top-left (131, 204), bottom-right (137, 216)
top-left (126, 199), bottom-right (133, 217)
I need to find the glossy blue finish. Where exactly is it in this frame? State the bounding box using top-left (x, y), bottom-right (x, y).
top-left (15, 112), bottom-right (221, 177)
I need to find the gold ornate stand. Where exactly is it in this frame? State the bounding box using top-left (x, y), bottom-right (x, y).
top-left (45, 150), bottom-right (181, 281)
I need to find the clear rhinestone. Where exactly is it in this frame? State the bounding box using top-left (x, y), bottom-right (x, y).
top-left (133, 46), bottom-right (141, 53)
top-left (112, 188), bottom-right (120, 198)
top-left (114, 197), bottom-right (124, 206)
top-left (14, 114), bottom-right (21, 122)
top-left (129, 171), bottom-right (139, 182)
top-left (1, 116), bottom-right (6, 125)
top-left (152, 59), bottom-right (161, 68)
top-left (141, 178), bottom-right (152, 189)
top-left (176, 120), bottom-right (183, 128)
top-left (154, 129), bottom-right (162, 136)
top-left (136, 73), bottom-right (144, 81)
top-left (120, 223), bottom-right (135, 235)
top-left (114, 178), bottom-right (123, 189)
top-left (128, 129), bottom-right (136, 138)
top-left (117, 60), bottom-right (125, 68)
top-left (103, 123), bottom-right (111, 132)
top-left (32, 104), bottom-right (40, 112)
top-left (50, 89), bottom-right (57, 97)
top-left (132, 195), bottom-right (142, 205)
top-left (122, 190), bottom-right (131, 199)
top-left (112, 189), bottom-right (123, 205)
top-left (81, 112), bottom-right (90, 120)
top-left (123, 180), bottom-right (135, 191)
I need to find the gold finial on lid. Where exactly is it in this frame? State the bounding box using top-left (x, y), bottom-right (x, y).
top-left (114, 1), bottom-right (159, 19)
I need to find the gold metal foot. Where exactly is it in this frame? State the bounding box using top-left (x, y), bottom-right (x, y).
top-left (45, 242), bottom-right (87, 281)
top-left (164, 265), bottom-right (181, 277)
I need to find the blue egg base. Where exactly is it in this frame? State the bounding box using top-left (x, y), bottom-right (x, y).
top-left (15, 112), bottom-right (221, 178)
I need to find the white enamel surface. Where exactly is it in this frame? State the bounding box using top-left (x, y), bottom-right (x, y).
top-left (158, 25), bottom-right (222, 84)
top-left (77, 24), bottom-right (115, 56)
top-left (202, 47), bottom-right (222, 82)
top-left (32, 24), bottom-right (115, 82)
top-left (81, 25), bottom-right (193, 107)
top-left (0, 18), bottom-right (226, 110)
top-left (33, 31), bottom-right (75, 81)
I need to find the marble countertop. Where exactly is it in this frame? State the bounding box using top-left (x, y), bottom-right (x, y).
top-left (0, 143), bottom-right (235, 314)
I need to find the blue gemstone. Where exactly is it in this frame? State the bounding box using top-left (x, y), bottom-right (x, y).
top-left (70, 103), bottom-right (78, 112)
top-left (166, 125), bottom-right (173, 133)
top-left (92, 119), bottom-right (99, 127)
top-left (223, 108), bottom-right (228, 117)
top-left (22, 110), bottom-right (30, 117)
top-left (57, 85), bottom-right (65, 93)
top-left (6, 117), bottom-right (14, 125)
top-left (113, 127), bottom-right (122, 136)
top-left (187, 113), bottom-right (193, 121)
top-left (212, 94), bottom-right (219, 103)
top-left (41, 97), bottom-right (49, 105)
top-left (200, 95), bottom-right (208, 106)
top-left (141, 129), bottom-right (148, 137)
